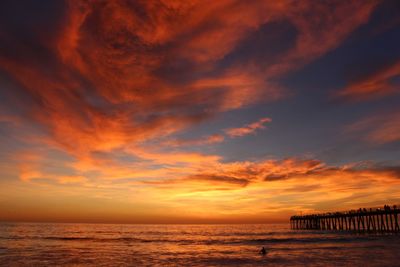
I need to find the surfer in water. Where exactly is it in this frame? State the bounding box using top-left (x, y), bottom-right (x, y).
top-left (259, 247), bottom-right (267, 255)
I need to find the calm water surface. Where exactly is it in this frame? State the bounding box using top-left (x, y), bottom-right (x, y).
top-left (0, 223), bottom-right (399, 266)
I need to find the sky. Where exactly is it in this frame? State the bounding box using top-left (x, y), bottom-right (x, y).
top-left (0, 0), bottom-right (400, 224)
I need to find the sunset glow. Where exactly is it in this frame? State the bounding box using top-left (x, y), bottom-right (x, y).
top-left (0, 0), bottom-right (400, 224)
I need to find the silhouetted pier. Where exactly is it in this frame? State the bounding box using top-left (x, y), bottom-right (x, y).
top-left (290, 205), bottom-right (400, 232)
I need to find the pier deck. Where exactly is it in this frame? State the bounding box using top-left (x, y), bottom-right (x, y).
top-left (290, 205), bottom-right (400, 232)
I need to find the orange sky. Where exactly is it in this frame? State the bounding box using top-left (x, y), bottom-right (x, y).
top-left (0, 0), bottom-right (400, 223)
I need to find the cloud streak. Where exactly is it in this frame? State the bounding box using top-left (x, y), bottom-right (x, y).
top-left (225, 117), bottom-right (271, 137)
top-left (167, 116), bottom-right (271, 147)
top-left (336, 60), bottom-right (400, 101)
top-left (346, 110), bottom-right (400, 144)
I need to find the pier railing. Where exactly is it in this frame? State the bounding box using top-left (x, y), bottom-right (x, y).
top-left (290, 205), bottom-right (400, 232)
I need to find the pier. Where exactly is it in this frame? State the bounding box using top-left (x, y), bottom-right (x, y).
top-left (290, 205), bottom-right (400, 232)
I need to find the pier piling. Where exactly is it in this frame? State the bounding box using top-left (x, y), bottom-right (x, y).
top-left (290, 205), bottom-right (399, 232)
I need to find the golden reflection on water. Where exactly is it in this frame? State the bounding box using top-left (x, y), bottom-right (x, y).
top-left (1, 223), bottom-right (399, 266)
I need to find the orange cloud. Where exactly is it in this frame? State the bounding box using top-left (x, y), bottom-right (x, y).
top-left (165, 134), bottom-right (225, 147)
top-left (14, 150), bottom-right (89, 186)
top-left (225, 117), bottom-right (271, 137)
top-left (346, 110), bottom-right (400, 144)
top-left (0, 0), bottom-right (378, 162)
top-left (142, 157), bottom-right (396, 189)
top-left (180, 158), bottom-right (325, 187)
top-left (165, 116), bottom-right (272, 146)
top-left (7, 143), bottom-right (400, 222)
top-left (0, 1), bottom-right (387, 223)
top-left (135, 157), bottom-right (400, 218)
top-left (336, 60), bottom-right (400, 101)
top-left (264, 1), bottom-right (378, 76)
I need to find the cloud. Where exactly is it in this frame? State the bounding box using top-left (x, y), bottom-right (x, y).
top-left (335, 60), bottom-right (400, 101)
top-left (14, 150), bottom-right (90, 185)
top-left (57, 175), bottom-right (88, 184)
top-left (164, 134), bottom-right (225, 147)
top-left (263, 160), bottom-right (400, 181)
top-left (187, 174), bottom-right (250, 187)
top-left (133, 157), bottom-right (400, 218)
top-left (167, 116), bottom-right (272, 146)
top-left (181, 158), bottom-right (400, 188)
top-left (0, 0), bottom-right (388, 222)
top-left (0, 114), bottom-right (20, 127)
top-left (0, 0), bottom-right (379, 160)
top-left (225, 117), bottom-right (271, 137)
top-left (346, 110), bottom-right (400, 144)
top-left (139, 158), bottom-right (316, 189)
top-left (262, 1), bottom-right (378, 76)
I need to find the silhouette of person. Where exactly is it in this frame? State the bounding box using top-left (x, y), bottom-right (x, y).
top-left (259, 247), bottom-right (267, 255)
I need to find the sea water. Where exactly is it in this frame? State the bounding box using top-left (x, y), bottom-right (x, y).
top-left (0, 223), bottom-right (399, 266)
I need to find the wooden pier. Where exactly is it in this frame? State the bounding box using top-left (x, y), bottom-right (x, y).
top-left (290, 205), bottom-right (400, 232)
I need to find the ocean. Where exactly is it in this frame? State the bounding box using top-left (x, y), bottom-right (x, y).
top-left (0, 223), bottom-right (399, 266)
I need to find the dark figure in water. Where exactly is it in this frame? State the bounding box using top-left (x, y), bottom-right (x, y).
top-left (259, 247), bottom-right (267, 255)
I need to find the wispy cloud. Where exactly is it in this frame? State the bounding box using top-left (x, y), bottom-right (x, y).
top-left (346, 110), bottom-right (400, 144)
top-left (164, 134), bottom-right (225, 147)
top-left (225, 117), bottom-right (271, 137)
top-left (167, 116), bottom-right (271, 147)
top-left (335, 60), bottom-right (400, 101)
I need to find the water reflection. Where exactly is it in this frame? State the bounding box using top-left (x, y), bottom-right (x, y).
top-left (0, 223), bottom-right (399, 266)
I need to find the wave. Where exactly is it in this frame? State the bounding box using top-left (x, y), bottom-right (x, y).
top-left (247, 236), bottom-right (374, 244)
top-left (0, 235), bottom-right (378, 245)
